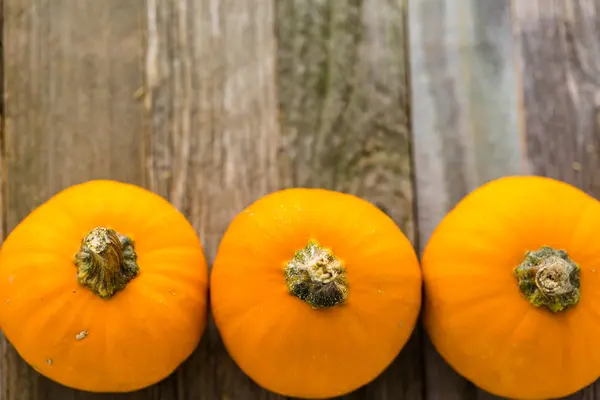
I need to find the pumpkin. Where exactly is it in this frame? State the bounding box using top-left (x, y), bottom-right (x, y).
top-left (0, 180), bottom-right (208, 392)
top-left (210, 188), bottom-right (421, 398)
top-left (422, 175), bottom-right (600, 399)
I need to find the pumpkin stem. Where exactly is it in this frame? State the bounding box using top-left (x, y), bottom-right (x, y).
top-left (74, 227), bottom-right (139, 299)
top-left (514, 246), bottom-right (580, 312)
top-left (284, 240), bottom-right (348, 309)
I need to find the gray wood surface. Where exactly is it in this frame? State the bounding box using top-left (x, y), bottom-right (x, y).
top-left (513, 0), bottom-right (600, 396)
top-left (410, 0), bottom-right (600, 399)
top-left (408, 0), bottom-right (523, 399)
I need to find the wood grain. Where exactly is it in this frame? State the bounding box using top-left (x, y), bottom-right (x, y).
top-left (144, 0), bottom-right (419, 398)
top-left (514, 0), bottom-right (600, 195)
top-left (408, 0), bottom-right (524, 399)
top-left (10, 0), bottom-right (594, 399)
top-left (277, 0), bottom-right (420, 398)
top-left (144, 0), bottom-right (281, 399)
top-left (2, 0), bottom-right (154, 399)
top-left (513, 0), bottom-right (600, 398)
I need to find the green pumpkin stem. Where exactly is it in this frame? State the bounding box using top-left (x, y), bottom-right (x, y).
top-left (284, 240), bottom-right (348, 309)
top-left (74, 227), bottom-right (139, 299)
top-left (514, 246), bottom-right (580, 313)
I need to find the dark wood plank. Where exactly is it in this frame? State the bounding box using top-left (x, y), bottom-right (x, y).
top-left (408, 0), bottom-right (523, 399)
top-left (277, 0), bottom-right (421, 398)
top-left (144, 0), bottom-right (282, 399)
top-left (513, 0), bottom-right (600, 398)
top-left (1, 0), bottom-right (161, 399)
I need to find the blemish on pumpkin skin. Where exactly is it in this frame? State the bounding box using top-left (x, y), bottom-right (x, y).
top-left (46, 359), bottom-right (52, 365)
top-left (76, 330), bottom-right (88, 340)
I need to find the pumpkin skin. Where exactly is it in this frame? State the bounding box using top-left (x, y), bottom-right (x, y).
top-left (422, 175), bottom-right (600, 399)
top-left (0, 180), bottom-right (208, 392)
top-left (210, 188), bottom-right (421, 399)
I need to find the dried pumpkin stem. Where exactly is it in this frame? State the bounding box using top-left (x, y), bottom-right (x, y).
top-left (514, 246), bottom-right (580, 313)
top-left (284, 240), bottom-right (348, 309)
top-left (74, 227), bottom-right (139, 299)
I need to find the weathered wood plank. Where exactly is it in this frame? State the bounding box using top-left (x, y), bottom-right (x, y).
top-left (408, 0), bottom-right (524, 399)
top-left (514, 0), bottom-right (600, 194)
top-left (144, 0), bottom-right (281, 399)
top-left (2, 1), bottom-right (156, 399)
top-left (277, 0), bottom-right (420, 398)
top-left (513, 0), bottom-right (600, 398)
top-left (145, 0), bottom-right (419, 398)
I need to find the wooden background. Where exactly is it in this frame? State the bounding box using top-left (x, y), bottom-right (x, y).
top-left (2, 0), bottom-right (599, 399)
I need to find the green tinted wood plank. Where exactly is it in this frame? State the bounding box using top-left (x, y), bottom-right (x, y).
top-left (277, 0), bottom-right (421, 398)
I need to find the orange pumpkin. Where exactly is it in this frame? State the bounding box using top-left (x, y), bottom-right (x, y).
top-left (0, 180), bottom-right (208, 392)
top-left (422, 175), bottom-right (600, 399)
top-left (210, 188), bottom-right (421, 398)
